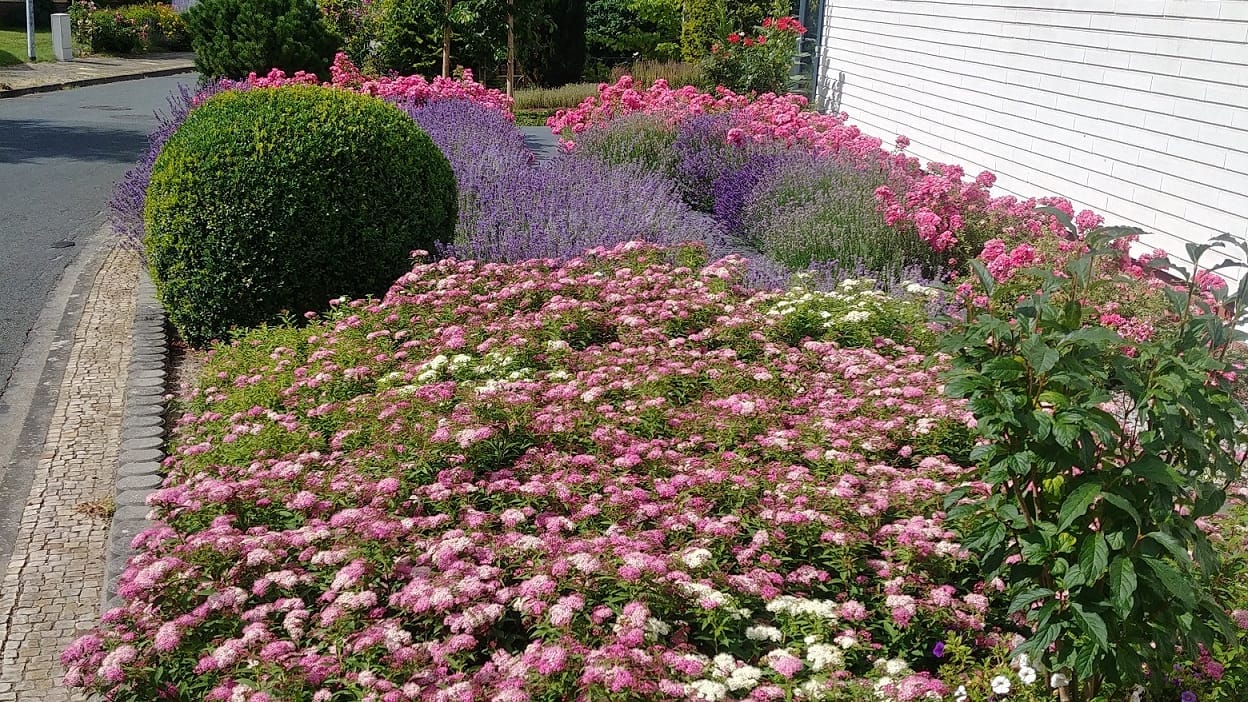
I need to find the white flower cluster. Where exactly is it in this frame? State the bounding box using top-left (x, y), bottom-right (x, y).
top-left (415, 353), bottom-right (471, 383)
top-left (804, 643), bottom-right (844, 672)
top-left (904, 281), bottom-right (942, 298)
top-left (724, 664), bottom-right (763, 692)
top-left (677, 581), bottom-right (731, 607)
top-left (871, 657), bottom-right (912, 701)
top-left (765, 595), bottom-right (839, 620)
top-left (765, 277), bottom-right (931, 332)
top-left (687, 679), bottom-right (728, 701)
top-left (744, 625), bottom-right (783, 642)
top-left (676, 582), bottom-right (751, 618)
top-left (681, 547), bottom-right (713, 569)
top-left (404, 350), bottom-right (536, 395)
top-left (644, 617), bottom-right (671, 639)
top-left (953, 654), bottom-right (1044, 702)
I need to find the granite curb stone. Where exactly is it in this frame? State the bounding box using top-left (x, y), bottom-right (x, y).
top-left (117, 447), bottom-right (163, 464)
top-left (116, 474), bottom-right (161, 491)
top-left (101, 269), bottom-right (169, 612)
top-left (118, 437), bottom-right (161, 452)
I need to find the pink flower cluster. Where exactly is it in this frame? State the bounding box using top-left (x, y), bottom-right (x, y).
top-left (64, 243), bottom-right (1005, 700)
top-left (217, 52), bottom-right (514, 115)
top-left (548, 77), bottom-right (1080, 255)
top-left (547, 76), bottom-right (1211, 307)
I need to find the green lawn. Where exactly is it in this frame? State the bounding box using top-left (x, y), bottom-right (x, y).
top-left (0, 27), bottom-right (54, 67)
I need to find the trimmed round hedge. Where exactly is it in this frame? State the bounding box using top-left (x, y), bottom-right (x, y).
top-left (144, 85), bottom-right (457, 347)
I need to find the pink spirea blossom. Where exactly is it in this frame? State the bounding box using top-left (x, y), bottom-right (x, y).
top-left (63, 243), bottom-right (994, 699)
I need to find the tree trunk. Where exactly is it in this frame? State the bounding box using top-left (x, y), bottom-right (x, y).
top-left (506, 0), bottom-right (515, 99)
top-left (442, 0), bottom-right (453, 78)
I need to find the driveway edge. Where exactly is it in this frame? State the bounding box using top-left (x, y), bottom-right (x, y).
top-left (0, 66), bottom-right (195, 99)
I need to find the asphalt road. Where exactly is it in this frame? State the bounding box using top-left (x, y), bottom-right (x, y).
top-left (0, 74), bottom-right (194, 406)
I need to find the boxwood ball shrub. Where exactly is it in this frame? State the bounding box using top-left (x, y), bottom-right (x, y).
top-left (143, 85), bottom-right (456, 347)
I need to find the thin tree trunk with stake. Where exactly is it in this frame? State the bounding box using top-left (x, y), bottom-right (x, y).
top-left (442, 0), bottom-right (453, 77)
top-left (506, 0), bottom-right (515, 99)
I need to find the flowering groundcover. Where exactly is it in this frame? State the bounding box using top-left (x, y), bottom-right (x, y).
top-left (64, 243), bottom-right (1018, 701)
top-left (82, 54), bottom-right (1248, 700)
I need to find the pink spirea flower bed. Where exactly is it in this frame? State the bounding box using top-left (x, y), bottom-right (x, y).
top-left (216, 52), bottom-right (514, 115)
top-left (64, 243), bottom-right (997, 700)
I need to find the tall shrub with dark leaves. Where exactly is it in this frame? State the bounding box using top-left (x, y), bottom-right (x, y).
top-left (520, 0), bottom-right (588, 86)
top-left (941, 223), bottom-right (1248, 701)
top-left (185, 0), bottom-right (340, 79)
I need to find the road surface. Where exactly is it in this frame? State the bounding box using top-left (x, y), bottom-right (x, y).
top-left (0, 74), bottom-right (194, 406)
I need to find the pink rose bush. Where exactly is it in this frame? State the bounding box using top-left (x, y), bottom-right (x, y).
top-left (550, 77), bottom-right (1213, 336)
top-left (64, 243), bottom-right (1019, 700)
top-left (215, 52), bottom-right (514, 114)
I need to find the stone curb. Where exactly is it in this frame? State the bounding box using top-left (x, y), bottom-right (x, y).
top-left (0, 65), bottom-right (195, 100)
top-left (101, 270), bottom-right (167, 614)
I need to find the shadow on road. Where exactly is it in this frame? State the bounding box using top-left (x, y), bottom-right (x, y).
top-left (0, 118), bottom-right (147, 164)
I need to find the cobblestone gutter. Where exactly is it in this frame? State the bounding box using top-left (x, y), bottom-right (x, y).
top-left (0, 246), bottom-right (139, 702)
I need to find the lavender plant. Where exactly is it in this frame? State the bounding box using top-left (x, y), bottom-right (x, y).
top-left (404, 99), bottom-right (721, 263)
top-left (739, 153), bottom-right (940, 279)
top-left (110, 80), bottom-right (225, 253)
top-left (711, 150), bottom-right (784, 237)
top-left (447, 152), bottom-right (722, 263)
top-left (670, 113), bottom-right (751, 213)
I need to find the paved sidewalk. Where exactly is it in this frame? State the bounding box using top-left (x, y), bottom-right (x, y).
top-left (0, 53), bottom-right (194, 97)
top-left (0, 244), bottom-right (140, 701)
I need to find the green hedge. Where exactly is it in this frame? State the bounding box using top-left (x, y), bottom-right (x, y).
top-left (143, 85), bottom-right (457, 346)
top-left (67, 2), bottom-right (190, 54)
top-left (184, 0), bottom-right (339, 79)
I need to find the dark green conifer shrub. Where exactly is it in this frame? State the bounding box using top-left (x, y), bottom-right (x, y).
top-left (185, 0), bottom-right (340, 79)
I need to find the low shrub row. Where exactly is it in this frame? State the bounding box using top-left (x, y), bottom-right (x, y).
top-left (63, 237), bottom-right (1248, 700)
top-left (68, 0), bottom-right (188, 54)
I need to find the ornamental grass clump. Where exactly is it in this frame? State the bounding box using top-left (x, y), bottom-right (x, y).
top-left (144, 85), bottom-right (456, 346)
top-left (64, 242), bottom-right (991, 700)
top-left (572, 112), bottom-right (680, 175)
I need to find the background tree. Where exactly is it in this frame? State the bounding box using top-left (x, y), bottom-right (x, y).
top-left (587, 0), bottom-right (679, 62)
top-left (518, 0), bottom-right (587, 86)
top-left (679, 0), bottom-right (722, 61)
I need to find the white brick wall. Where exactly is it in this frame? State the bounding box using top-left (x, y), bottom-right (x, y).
top-left (815, 0), bottom-right (1248, 275)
